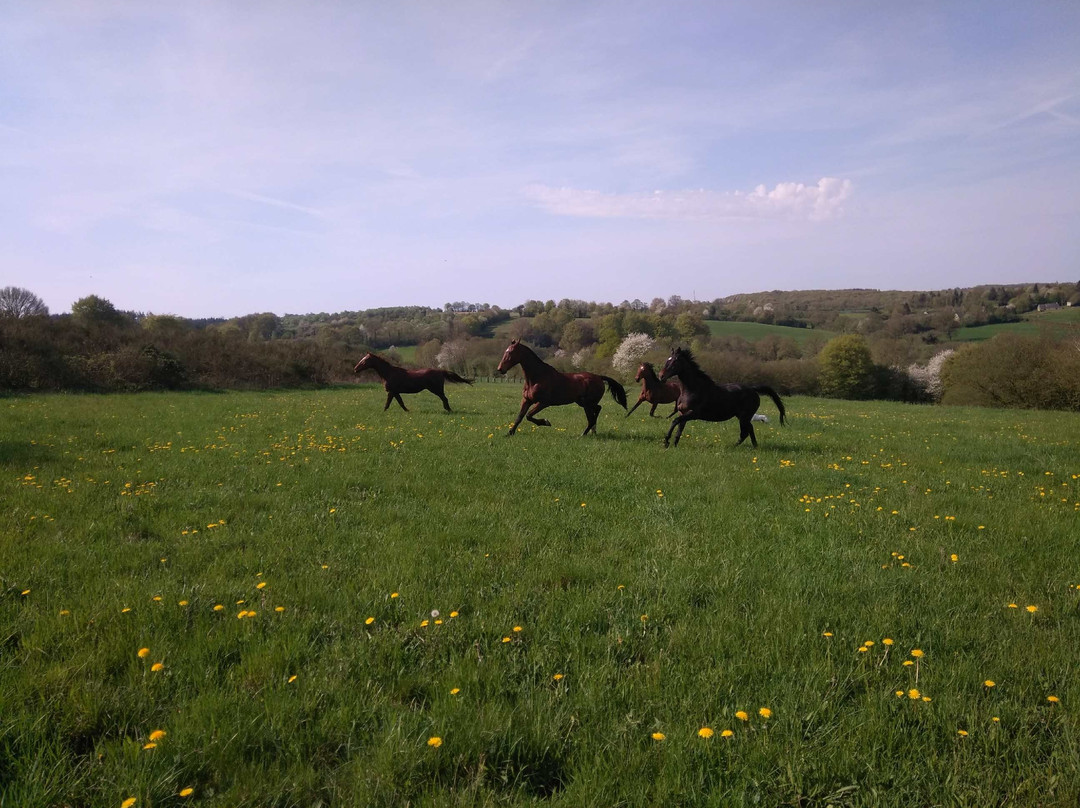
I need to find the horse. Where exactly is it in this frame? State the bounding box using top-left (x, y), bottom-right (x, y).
top-left (353, 352), bottom-right (472, 412)
top-left (496, 340), bottom-right (628, 436)
top-left (626, 361), bottom-right (681, 418)
top-left (658, 347), bottom-right (786, 448)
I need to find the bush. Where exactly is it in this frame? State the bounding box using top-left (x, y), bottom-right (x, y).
top-left (940, 335), bottom-right (1080, 411)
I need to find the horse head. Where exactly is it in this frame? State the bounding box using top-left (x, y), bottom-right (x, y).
top-left (353, 353), bottom-right (375, 373)
top-left (496, 339), bottom-right (522, 374)
top-left (635, 362), bottom-right (652, 382)
top-left (659, 347), bottom-right (685, 382)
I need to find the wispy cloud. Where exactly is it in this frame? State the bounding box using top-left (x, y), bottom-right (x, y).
top-left (525, 178), bottom-right (853, 222)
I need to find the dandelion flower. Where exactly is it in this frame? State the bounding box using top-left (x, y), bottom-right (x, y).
top-left (651, 732), bottom-right (665, 741)
top-left (121, 798), bottom-right (136, 808)
top-left (1048, 695), bottom-right (1060, 703)
top-left (390, 592), bottom-right (399, 598)
top-left (822, 631), bottom-right (833, 638)
top-left (908, 689), bottom-right (921, 700)
top-left (758, 708), bottom-right (772, 719)
top-left (178, 600), bottom-right (189, 607)
top-left (910, 649), bottom-right (925, 658)
top-left (275, 606), bottom-right (285, 612)
top-left (21, 589), bottom-right (30, 596)
top-left (143, 742), bottom-right (157, 750)
top-left (1026, 605), bottom-right (1038, 613)
top-left (365, 617), bottom-right (375, 625)
top-left (735, 711), bottom-right (749, 722)
top-left (179, 788), bottom-right (194, 797)
top-left (721, 729), bottom-right (734, 738)
top-left (992, 716), bottom-right (1000, 723)
top-left (895, 690), bottom-right (904, 697)
top-left (513, 626), bottom-right (522, 632)
top-left (256, 582), bottom-right (267, 590)
top-left (149, 730), bottom-right (166, 741)
top-left (863, 641), bottom-right (875, 647)
top-left (950, 554), bottom-right (959, 563)
top-left (984, 680), bottom-right (996, 688)
top-left (60, 609), bottom-right (70, 616)
top-left (137, 648), bottom-right (150, 659)
top-left (449, 611), bottom-right (459, 618)
top-left (151, 662), bottom-right (164, 672)
top-left (882, 638), bottom-right (894, 646)
top-left (501, 636), bottom-right (511, 643)
top-left (427, 736), bottom-right (443, 748)
top-left (903, 660), bottom-right (914, 667)
top-left (697, 727), bottom-right (714, 739)
top-left (450, 688), bottom-right (460, 695)
top-left (553, 673), bottom-right (564, 681)
top-left (1007, 603), bottom-right (1018, 609)
top-left (213, 604), bottom-right (224, 612)
top-left (858, 647), bottom-right (869, 653)
top-left (288, 675), bottom-right (297, 683)
top-left (957, 729), bottom-right (968, 737)
top-left (420, 620), bottom-right (429, 627)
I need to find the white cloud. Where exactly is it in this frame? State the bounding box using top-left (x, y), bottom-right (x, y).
top-left (524, 177), bottom-right (853, 222)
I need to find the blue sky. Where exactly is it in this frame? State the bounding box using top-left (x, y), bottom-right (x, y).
top-left (2, 1), bottom-right (1078, 317)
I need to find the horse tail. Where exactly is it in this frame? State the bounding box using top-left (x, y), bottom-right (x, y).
top-left (601, 376), bottom-right (628, 409)
top-left (755, 385), bottom-right (786, 425)
top-left (443, 371), bottom-right (473, 385)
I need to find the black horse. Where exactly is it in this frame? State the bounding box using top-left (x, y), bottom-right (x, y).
top-left (659, 347), bottom-right (786, 448)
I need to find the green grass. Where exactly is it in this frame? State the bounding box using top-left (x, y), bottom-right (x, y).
top-left (3, 385), bottom-right (1080, 806)
top-left (706, 320), bottom-right (835, 344)
top-left (953, 308), bottom-right (1080, 342)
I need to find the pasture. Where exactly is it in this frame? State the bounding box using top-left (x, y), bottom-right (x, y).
top-left (2, 384), bottom-right (1079, 806)
top-left (704, 320), bottom-right (835, 344)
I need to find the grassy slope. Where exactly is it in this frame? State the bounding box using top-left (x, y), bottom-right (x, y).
top-left (705, 320), bottom-right (836, 344)
top-left (2, 386), bottom-right (1079, 806)
top-left (953, 308), bottom-right (1080, 342)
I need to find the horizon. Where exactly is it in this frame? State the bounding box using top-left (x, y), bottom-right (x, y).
top-left (3, 2), bottom-right (1078, 319)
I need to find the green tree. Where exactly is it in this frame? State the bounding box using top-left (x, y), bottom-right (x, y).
top-left (818, 334), bottom-right (875, 399)
top-left (71, 295), bottom-right (126, 325)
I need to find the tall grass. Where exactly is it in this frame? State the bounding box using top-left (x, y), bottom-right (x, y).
top-left (2, 384), bottom-right (1079, 806)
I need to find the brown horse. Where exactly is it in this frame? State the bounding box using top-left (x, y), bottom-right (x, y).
top-left (659, 347), bottom-right (785, 448)
top-left (496, 340), bottom-right (628, 436)
top-left (626, 361), bottom-right (681, 418)
top-left (354, 352), bottom-right (472, 412)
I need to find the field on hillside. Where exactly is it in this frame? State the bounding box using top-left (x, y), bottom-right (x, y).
top-left (953, 308), bottom-right (1080, 342)
top-left (3, 384), bottom-right (1080, 806)
top-left (704, 320), bottom-right (835, 344)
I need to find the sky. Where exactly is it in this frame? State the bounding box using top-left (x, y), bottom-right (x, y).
top-left (2, 1), bottom-right (1079, 318)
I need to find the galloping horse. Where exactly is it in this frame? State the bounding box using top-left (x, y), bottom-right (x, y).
top-left (354, 352), bottom-right (472, 412)
top-left (626, 361), bottom-right (681, 418)
top-left (659, 347), bottom-right (786, 448)
top-left (496, 340), bottom-right (628, 436)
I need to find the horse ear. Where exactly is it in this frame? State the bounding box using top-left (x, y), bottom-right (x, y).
top-left (511, 338), bottom-right (519, 345)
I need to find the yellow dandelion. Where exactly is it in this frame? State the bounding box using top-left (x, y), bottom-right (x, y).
top-left (895, 690), bottom-right (904, 697)
top-left (21, 589), bottom-right (30, 596)
top-left (513, 625), bottom-right (522, 632)
top-left (365, 617), bottom-right (375, 625)
top-left (427, 736), bottom-right (443, 748)
top-left (142, 742), bottom-right (157, 750)
top-left (275, 606), bottom-right (285, 612)
top-left (449, 611), bottom-right (459, 618)
top-left (903, 660), bottom-right (914, 667)
top-left (1048, 695), bottom-right (1060, 703)
top-left (1007, 603), bottom-right (1018, 609)
top-left (151, 662), bottom-right (164, 672)
top-left (697, 727), bottom-right (714, 739)
top-left (121, 607), bottom-right (131, 613)
top-left (721, 729), bottom-right (734, 738)
top-left (450, 688), bottom-right (460, 695)
top-left (735, 710), bottom-right (749, 722)
top-left (502, 636), bottom-right (511, 643)
top-left (863, 640), bottom-right (875, 647)
top-left (288, 675), bottom-right (297, 683)
top-left (651, 732), bottom-right (666, 741)
top-left (256, 582), bottom-right (267, 589)
top-left (758, 707), bottom-right (772, 719)
top-left (121, 798), bottom-right (137, 808)
top-left (1026, 605), bottom-right (1038, 613)
top-left (910, 649), bottom-right (924, 658)
top-left (950, 554), bottom-right (958, 562)
top-left (882, 638), bottom-right (894, 646)
top-left (213, 604), bottom-right (224, 612)
top-left (60, 609), bottom-right (70, 616)
top-left (922, 696), bottom-right (932, 702)
top-left (179, 788), bottom-right (194, 797)
top-left (908, 689), bottom-right (921, 700)
top-left (391, 592), bottom-right (399, 598)
top-left (992, 716), bottom-right (1000, 723)
top-left (822, 631), bottom-right (833, 637)
top-left (984, 680), bottom-right (996, 688)
top-left (553, 673), bottom-right (564, 681)
top-left (178, 600), bottom-right (189, 607)
top-left (149, 730), bottom-right (166, 741)
top-left (237, 610), bottom-right (248, 619)
top-left (858, 646), bottom-right (869, 653)
top-left (152, 596), bottom-right (162, 602)
top-left (420, 620), bottom-right (429, 627)
top-left (957, 729), bottom-right (968, 737)
top-left (137, 647), bottom-right (150, 659)
top-left (434, 619), bottom-right (443, 625)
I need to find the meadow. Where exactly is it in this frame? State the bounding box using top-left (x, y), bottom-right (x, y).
top-left (2, 383), bottom-right (1079, 807)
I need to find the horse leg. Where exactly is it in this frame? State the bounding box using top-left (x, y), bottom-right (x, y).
top-left (582, 403), bottom-right (600, 436)
top-left (625, 397), bottom-right (645, 418)
top-left (526, 402), bottom-right (551, 427)
top-left (383, 392), bottom-right (394, 411)
top-left (648, 402), bottom-right (658, 417)
top-left (663, 415), bottom-right (683, 447)
top-left (395, 393), bottom-right (409, 412)
top-left (508, 399), bottom-right (530, 435)
top-left (432, 383), bottom-right (451, 412)
top-left (736, 418), bottom-right (757, 448)
top-left (672, 416), bottom-right (690, 447)
top-left (668, 405), bottom-right (679, 418)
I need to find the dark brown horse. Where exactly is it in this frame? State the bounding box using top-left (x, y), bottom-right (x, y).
top-left (659, 347), bottom-right (785, 448)
top-left (354, 352), bottom-right (472, 412)
top-left (496, 340), bottom-right (628, 435)
top-left (626, 361), bottom-right (681, 418)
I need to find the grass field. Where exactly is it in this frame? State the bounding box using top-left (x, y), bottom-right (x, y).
top-left (705, 320), bottom-right (835, 344)
top-left (3, 384), bottom-right (1079, 806)
top-left (953, 308), bottom-right (1080, 342)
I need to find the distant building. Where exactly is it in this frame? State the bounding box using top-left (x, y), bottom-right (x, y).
top-left (1037, 302), bottom-right (1062, 312)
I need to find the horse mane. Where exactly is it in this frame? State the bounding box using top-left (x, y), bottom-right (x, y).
top-left (678, 348), bottom-right (703, 373)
